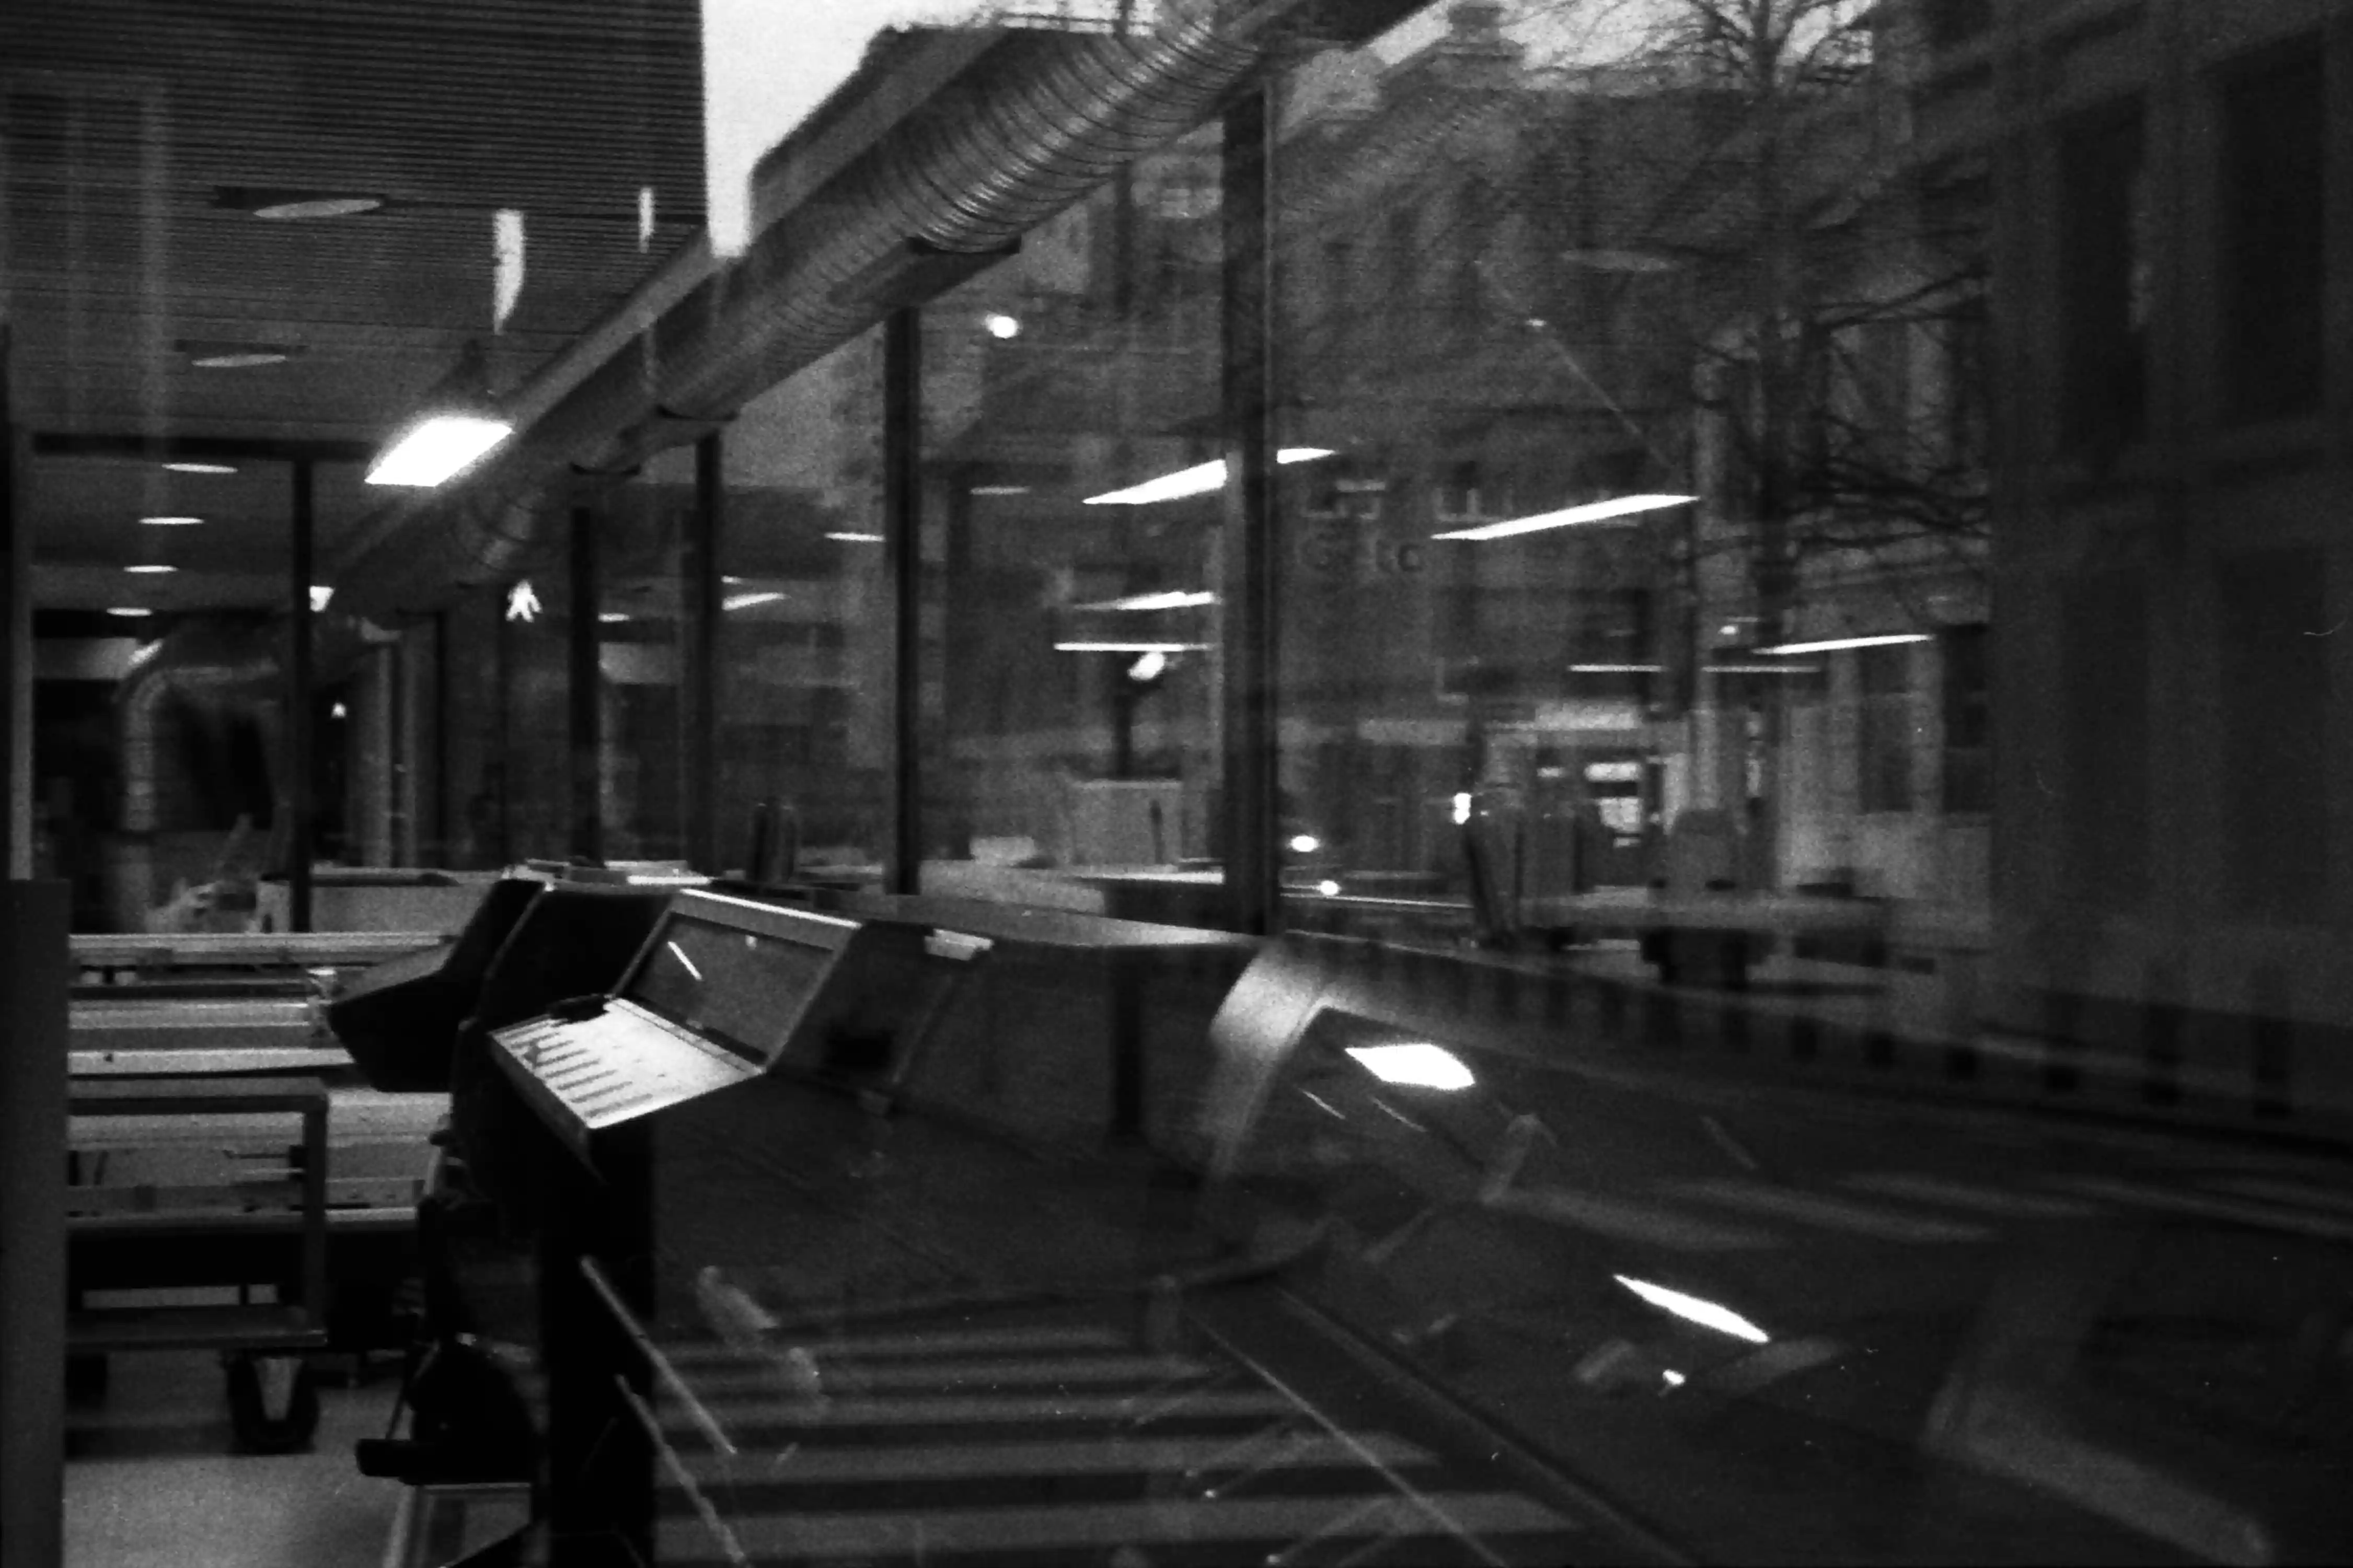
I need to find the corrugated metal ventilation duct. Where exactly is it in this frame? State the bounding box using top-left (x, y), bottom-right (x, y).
top-left (331, 0), bottom-right (1423, 621)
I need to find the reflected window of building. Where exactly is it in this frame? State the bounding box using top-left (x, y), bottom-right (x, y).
top-left (2218, 548), bottom-right (2328, 919)
top-left (2217, 36), bottom-right (2327, 425)
top-left (2056, 97), bottom-right (2148, 452)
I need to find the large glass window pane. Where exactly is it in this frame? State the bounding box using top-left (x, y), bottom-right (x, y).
top-left (917, 125), bottom-right (1226, 922)
top-left (599, 449), bottom-right (694, 864)
top-left (718, 336), bottom-right (890, 884)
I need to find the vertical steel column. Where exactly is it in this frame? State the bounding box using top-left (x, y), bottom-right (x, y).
top-left (884, 307), bottom-right (923, 896)
top-left (430, 610), bottom-right (451, 866)
top-left (1219, 78), bottom-right (1282, 935)
top-left (287, 459), bottom-right (316, 931)
top-left (568, 506), bottom-right (602, 864)
top-left (0, 882), bottom-right (68, 1568)
top-left (684, 434), bottom-right (723, 872)
top-left (493, 596), bottom-right (515, 867)
top-left (1, 326), bottom-right (30, 880)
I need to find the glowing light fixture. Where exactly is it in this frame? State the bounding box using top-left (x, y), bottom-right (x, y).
top-left (330, 701), bottom-right (349, 719)
top-left (1076, 589), bottom-right (1217, 611)
top-left (1755, 633), bottom-right (1932, 656)
top-left (1053, 641), bottom-right (1209, 654)
top-left (309, 585), bottom-right (335, 612)
top-left (218, 185), bottom-right (388, 220)
top-left (1571, 663), bottom-right (1663, 674)
top-left (1127, 650), bottom-right (1169, 682)
top-left (723, 591), bottom-right (783, 611)
top-left (984, 312), bottom-right (1021, 339)
top-left (1317, 879), bottom-right (1343, 897)
top-left (124, 563), bottom-right (177, 575)
top-left (1083, 448), bottom-right (1334, 506)
top-left (1345, 1042), bottom-right (1475, 1091)
top-left (163, 461), bottom-right (236, 475)
top-left (367, 414), bottom-right (511, 487)
top-left (368, 342), bottom-right (512, 487)
top-left (666, 940), bottom-right (703, 981)
top-left (505, 580), bottom-right (541, 623)
top-left (970, 484), bottom-right (1031, 497)
top-left (1452, 792), bottom-right (1474, 826)
top-left (183, 344), bottom-right (297, 369)
top-left (1614, 1275), bottom-right (1770, 1344)
top-left (1433, 493), bottom-right (1697, 541)
top-left (599, 612), bottom-right (631, 624)
top-left (1289, 834), bottom-right (1321, 854)
top-left (107, 607), bottom-right (154, 618)
top-left (825, 532), bottom-right (885, 543)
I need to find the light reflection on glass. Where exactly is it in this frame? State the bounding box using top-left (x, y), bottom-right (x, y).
top-left (1346, 1043), bottom-right (1474, 1091)
top-left (1614, 1275), bottom-right (1771, 1344)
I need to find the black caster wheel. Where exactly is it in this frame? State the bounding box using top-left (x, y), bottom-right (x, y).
top-left (225, 1353), bottom-right (320, 1454)
top-left (65, 1352), bottom-right (110, 1398)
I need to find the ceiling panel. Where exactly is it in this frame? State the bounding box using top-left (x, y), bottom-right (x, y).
top-left (6, 0), bottom-right (706, 604)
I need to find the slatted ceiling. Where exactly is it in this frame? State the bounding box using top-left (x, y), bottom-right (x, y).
top-left (8, 0), bottom-right (707, 605)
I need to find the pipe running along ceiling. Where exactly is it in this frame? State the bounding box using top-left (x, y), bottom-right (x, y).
top-left (327, 0), bottom-right (1421, 622)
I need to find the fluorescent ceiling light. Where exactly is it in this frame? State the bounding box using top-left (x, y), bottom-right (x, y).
top-left (163, 461), bottom-right (236, 475)
top-left (1052, 640), bottom-right (1209, 653)
top-left (140, 515), bottom-right (203, 527)
top-left (217, 186), bottom-right (388, 220)
top-left (723, 591), bottom-right (784, 611)
top-left (1710, 662), bottom-right (1824, 675)
top-left (1755, 633), bottom-right (1932, 656)
top-left (1075, 589), bottom-right (1216, 611)
top-left (1345, 1042), bottom-right (1474, 1091)
top-left (1614, 1275), bottom-right (1770, 1343)
top-left (106, 607), bottom-right (154, 618)
top-left (1433, 493), bottom-right (1697, 541)
top-left (1083, 448), bottom-right (1334, 506)
top-left (366, 414), bottom-right (513, 486)
top-left (309, 585), bottom-right (335, 612)
top-left (598, 612), bottom-right (631, 624)
top-left (1571, 663), bottom-right (1662, 673)
top-left (189, 347), bottom-right (293, 368)
top-left (124, 563), bottom-right (177, 575)
top-left (970, 484), bottom-right (1031, 497)
top-left (825, 531), bottom-right (885, 543)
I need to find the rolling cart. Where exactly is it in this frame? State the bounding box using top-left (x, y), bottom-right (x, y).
top-left (66, 1074), bottom-right (444, 1452)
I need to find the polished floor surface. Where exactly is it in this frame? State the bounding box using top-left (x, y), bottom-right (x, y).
top-left (66, 1351), bottom-right (407, 1568)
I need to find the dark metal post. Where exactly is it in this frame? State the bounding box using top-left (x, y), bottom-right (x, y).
top-left (287, 459), bottom-right (316, 931)
top-left (1220, 78), bottom-right (1282, 935)
top-left (884, 307), bottom-right (922, 895)
top-left (684, 435), bottom-right (723, 872)
top-left (2, 326), bottom-right (30, 880)
top-left (430, 610), bottom-right (451, 866)
top-left (0, 882), bottom-right (68, 1568)
top-left (568, 506), bottom-right (602, 864)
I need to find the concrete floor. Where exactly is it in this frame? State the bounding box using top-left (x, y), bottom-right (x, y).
top-left (65, 1351), bottom-right (407, 1568)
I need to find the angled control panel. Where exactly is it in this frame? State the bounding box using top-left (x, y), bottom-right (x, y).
top-left (490, 888), bottom-right (984, 1160)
